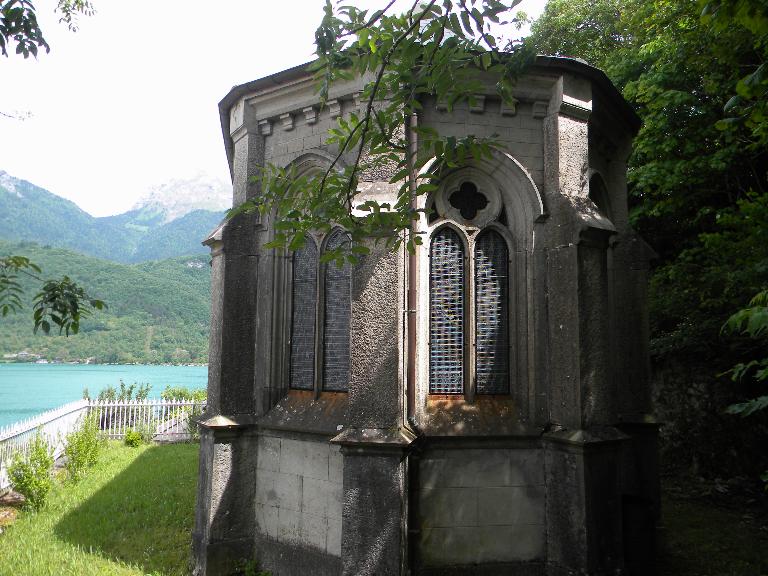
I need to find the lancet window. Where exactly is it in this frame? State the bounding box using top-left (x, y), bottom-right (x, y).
top-left (428, 177), bottom-right (511, 396)
top-left (289, 228), bottom-right (351, 392)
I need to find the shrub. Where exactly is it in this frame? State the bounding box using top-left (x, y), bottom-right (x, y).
top-left (65, 412), bottom-right (102, 482)
top-left (98, 380), bottom-right (151, 402)
top-left (161, 385), bottom-right (206, 442)
top-left (186, 404), bottom-right (204, 441)
top-left (96, 380), bottom-right (153, 432)
top-left (161, 385), bottom-right (206, 402)
top-left (8, 431), bottom-right (54, 511)
top-left (136, 422), bottom-right (155, 444)
top-left (124, 429), bottom-right (143, 448)
top-left (234, 559), bottom-right (271, 576)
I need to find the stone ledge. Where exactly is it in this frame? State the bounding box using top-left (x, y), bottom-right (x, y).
top-left (331, 426), bottom-right (417, 450)
top-left (195, 413), bottom-right (259, 430)
top-left (258, 390), bottom-right (348, 436)
top-left (543, 426), bottom-right (630, 449)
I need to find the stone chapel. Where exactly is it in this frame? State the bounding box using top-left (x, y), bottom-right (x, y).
top-left (192, 56), bottom-right (660, 576)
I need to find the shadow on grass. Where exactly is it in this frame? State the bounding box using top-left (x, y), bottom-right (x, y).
top-left (54, 444), bottom-right (198, 576)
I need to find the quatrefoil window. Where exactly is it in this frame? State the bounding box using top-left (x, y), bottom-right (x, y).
top-left (449, 182), bottom-right (489, 221)
top-left (433, 173), bottom-right (502, 228)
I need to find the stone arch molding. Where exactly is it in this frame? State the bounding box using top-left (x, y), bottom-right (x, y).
top-left (284, 150), bottom-right (346, 178)
top-left (421, 148), bottom-right (547, 251)
top-left (262, 152), bottom-right (347, 231)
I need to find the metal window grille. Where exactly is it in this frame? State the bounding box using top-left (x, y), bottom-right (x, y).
top-left (474, 230), bottom-right (509, 394)
top-left (289, 240), bottom-right (317, 390)
top-left (322, 230), bottom-right (351, 391)
top-left (430, 228), bottom-right (465, 394)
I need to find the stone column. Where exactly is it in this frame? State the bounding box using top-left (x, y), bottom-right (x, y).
top-left (332, 242), bottom-right (415, 576)
top-left (541, 73), bottom-right (627, 575)
top-left (544, 429), bottom-right (627, 575)
top-left (193, 98), bottom-right (264, 576)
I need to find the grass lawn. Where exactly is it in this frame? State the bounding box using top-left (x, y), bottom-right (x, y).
top-left (0, 442), bottom-right (198, 576)
top-left (658, 491), bottom-right (768, 576)
top-left (1, 440), bottom-right (765, 576)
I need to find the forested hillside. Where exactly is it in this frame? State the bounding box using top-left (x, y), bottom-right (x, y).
top-left (0, 171), bottom-right (226, 263)
top-left (0, 241), bottom-right (211, 364)
top-left (531, 0), bottom-right (768, 480)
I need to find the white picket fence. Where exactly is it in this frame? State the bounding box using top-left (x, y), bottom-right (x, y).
top-left (90, 399), bottom-right (203, 439)
top-left (0, 398), bottom-right (205, 491)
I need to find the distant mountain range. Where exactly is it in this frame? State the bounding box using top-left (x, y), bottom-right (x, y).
top-left (0, 171), bottom-right (230, 263)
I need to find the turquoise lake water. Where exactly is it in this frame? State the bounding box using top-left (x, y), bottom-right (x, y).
top-left (0, 364), bottom-right (208, 428)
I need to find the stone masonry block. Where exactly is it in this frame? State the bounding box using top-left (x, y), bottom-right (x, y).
top-left (420, 487), bottom-right (478, 528)
top-left (515, 111), bottom-right (539, 129)
top-left (477, 485), bottom-right (545, 526)
top-left (436, 449), bottom-right (512, 488)
top-left (255, 503), bottom-right (279, 539)
top-left (272, 143), bottom-right (288, 158)
top-left (286, 138), bottom-right (303, 154)
top-left (517, 156), bottom-right (544, 173)
top-left (505, 128), bottom-right (541, 146)
top-left (344, 452), bottom-right (401, 487)
top-left (511, 449), bottom-right (546, 486)
top-left (257, 435), bottom-right (280, 472)
top-left (302, 476), bottom-right (336, 519)
top-left (329, 481), bottom-right (343, 519)
top-left (419, 457), bottom-right (445, 490)
top-left (257, 469), bottom-right (301, 511)
top-left (279, 438), bottom-right (331, 481)
top-left (277, 473), bottom-right (303, 511)
top-left (464, 124), bottom-right (501, 140)
top-left (255, 469), bottom-right (275, 506)
top-left (329, 445), bottom-right (343, 484)
top-left (258, 119), bottom-right (272, 135)
top-left (300, 511), bottom-right (328, 551)
top-left (327, 515), bottom-right (342, 556)
top-left (302, 133), bottom-right (322, 150)
top-left (515, 141), bottom-right (544, 158)
top-left (420, 449), bottom-right (544, 490)
top-left (469, 94), bottom-right (485, 113)
top-left (280, 113), bottom-right (294, 131)
top-left (501, 100), bottom-right (517, 116)
top-left (277, 507), bottom-right (301, 543)
top-left (303, 106), bottom-right (318, 125)
top-left (421, 524), bottom-right (545, 565)
top-left (304, 443), bottom-right (332, 481)
top-left (281, 438), bottom-right (310, 474)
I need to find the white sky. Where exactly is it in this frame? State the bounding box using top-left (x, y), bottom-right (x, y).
top-left (0, 0), bottom-right (547, 216)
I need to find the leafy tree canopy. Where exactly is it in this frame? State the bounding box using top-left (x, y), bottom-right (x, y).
top-left (0, 0), bottom-right (93, 58)
top-left (531, 0), bottom-right (768, 478)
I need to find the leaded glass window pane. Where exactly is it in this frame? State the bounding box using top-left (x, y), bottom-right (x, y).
top-left (323, 230), bottom-right (351, 391)
top-left (430, 228), bottom-right (465, 394)
top-left (289, 241), bottom-right (317, 390)
top-left (475, 230), bottom-right (509, 394)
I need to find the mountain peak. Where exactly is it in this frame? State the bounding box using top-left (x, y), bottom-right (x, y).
top-left (0, 170), bottom-right (23, 198)
top-left (133, 173), bottom-right (231, 223)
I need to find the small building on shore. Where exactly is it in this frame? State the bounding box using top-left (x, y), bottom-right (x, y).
top-left (193, 56), bottom-right (659, 576)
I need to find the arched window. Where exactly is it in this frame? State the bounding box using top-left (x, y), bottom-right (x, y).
top-left (474, 230), bottom-right (509, 394)
top-left (323, 229), bottom-right (351, 391)
top-left (288, 229), bottom-right (351, 392)
top-left (289, 240), bottom-right (318, 391)
top-left (429, 228), bottom-right (465, 394)
top-left (428, 177), bottom-right (511, 396)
